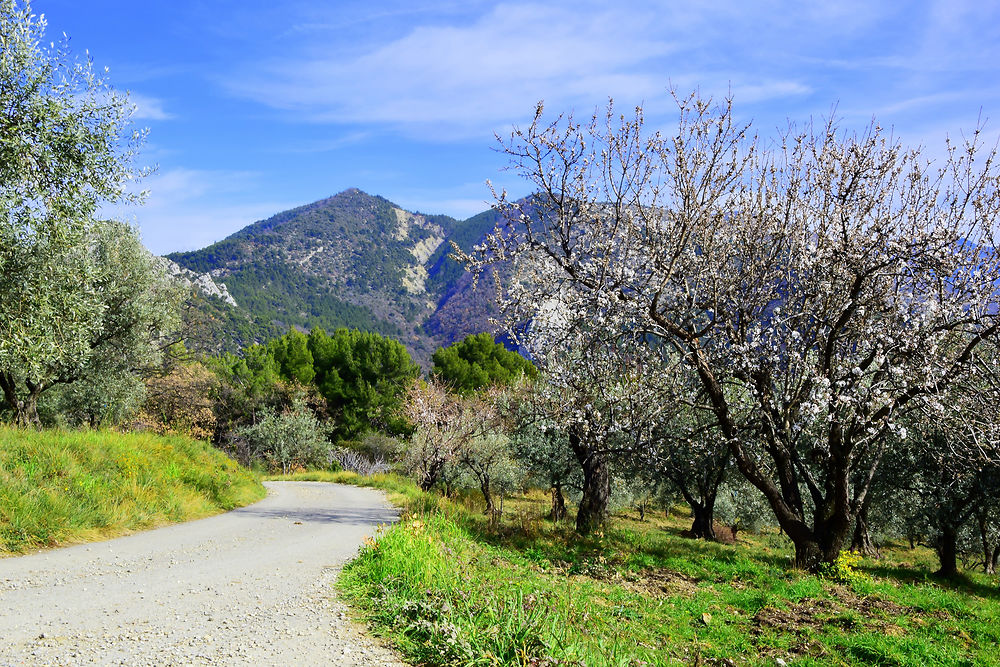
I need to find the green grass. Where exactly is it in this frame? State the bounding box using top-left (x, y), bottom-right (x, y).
top-left (0, 426), bottom-right (265, 553)
top-left (298, 475), bottom-right (1000, 666)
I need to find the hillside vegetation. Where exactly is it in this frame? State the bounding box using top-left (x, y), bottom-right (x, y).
top-left (0, 427), bottom-right (265, 553)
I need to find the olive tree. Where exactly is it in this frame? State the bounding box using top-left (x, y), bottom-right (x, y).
top-left (463, 92), bottom-right (1000, 569)
top-left (897, 354), bottom-right (1000, 576)
top-left (0, 1), bottom-right (150, 425)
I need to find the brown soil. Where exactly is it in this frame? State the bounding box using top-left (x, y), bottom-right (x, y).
top-left (750, 585), bottom-right (910, 658)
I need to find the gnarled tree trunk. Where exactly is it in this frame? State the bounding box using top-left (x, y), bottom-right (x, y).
top-left (688, 499), bottom-right (717, 540)
top-left (569, 428), bottom-right (610, 535)
top-left (480, 475), bottom-right (495, 516)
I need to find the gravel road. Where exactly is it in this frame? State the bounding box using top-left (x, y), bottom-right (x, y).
top-left (0, 481), bottom-right (406, 666)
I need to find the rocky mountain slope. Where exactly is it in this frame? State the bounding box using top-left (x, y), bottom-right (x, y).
top-left (166, 189), bottom-right (502, 364)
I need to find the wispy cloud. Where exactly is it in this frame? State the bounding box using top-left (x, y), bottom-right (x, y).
top-left (222, 0), bottom-right (1000, 146)
top-left (108, 168), bottom-right (296, 254)
top-left (129, 93), bottom-right (174, 121)
top-left (229, 3), bottom-right (675, 137)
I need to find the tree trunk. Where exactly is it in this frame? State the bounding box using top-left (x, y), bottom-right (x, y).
top-left (991, 545), bottom-right (1000, 575)
top-left (791, 515), bottom-right (853, 572)
top-left (480, 476), bottom-right (495, 516)
top-left (936, 524), bottom-right (959, 577)
top-left (19, 381), bottom-right (42, 427)
top-left (851, 500), bottom-right (879, 557)
top-left (0, 374), bottom-right (41, 428)
top-left (568, 428), bottom-right (610, 535)
top-left (550, 482), bottom-right (566, 522)
top-left (793, 540), bottom-right (824, 571)
top-left (689, 500), bottom-right (717, 540)
top-left (569, 429), bottom-right (611, 535)
top-left (576, 453), bottom-right (610, 535)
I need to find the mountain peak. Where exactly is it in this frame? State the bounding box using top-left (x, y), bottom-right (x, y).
top-left (166, 193), bottom-right (503, 365)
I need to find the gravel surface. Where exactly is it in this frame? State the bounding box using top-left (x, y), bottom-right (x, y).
top-left (0, 481), bottom-right (406, 666)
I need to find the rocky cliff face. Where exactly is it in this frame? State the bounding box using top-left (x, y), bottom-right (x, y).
top-left (157, 257), bottom-right (238, 307)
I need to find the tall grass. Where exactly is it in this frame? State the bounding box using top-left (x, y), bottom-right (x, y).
top-left (0, 426), bottom-right (264, 553)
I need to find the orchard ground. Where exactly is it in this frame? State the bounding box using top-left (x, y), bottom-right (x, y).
top-left (278, 470), bottom-right (1000, 666)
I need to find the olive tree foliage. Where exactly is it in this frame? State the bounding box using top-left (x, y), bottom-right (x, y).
top-left (8, 219), bottom-right (180, 427)
top-left (460, 92), bottom-right (1000, 569)
top-left (645, 413), bottom-right (732, 540)
top-left (237, 399), bottom-right (332, 474)
top-left (0, 1), bottom-right (153, 426)
top-left (403, 379), bottom-right (522, 512)
top-left (714, 474), bottom-right (775, 540)
top-left (507, 391), bottom-right (580, 522)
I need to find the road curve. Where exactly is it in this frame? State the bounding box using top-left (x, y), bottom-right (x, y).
top-left (0, 481), bottom-right (405, 666)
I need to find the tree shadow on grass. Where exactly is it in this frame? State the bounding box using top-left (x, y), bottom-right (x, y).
top-left (863, 562), bottom-right (1000, 601)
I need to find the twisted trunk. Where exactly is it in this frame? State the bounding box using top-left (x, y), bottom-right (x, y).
top-left (0, 373), bottom-right (42, 427)
top-left (480, 475), bottom-right (495, 516)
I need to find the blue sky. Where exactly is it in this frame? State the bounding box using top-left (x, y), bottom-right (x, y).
top-left (34, 0), bottom-right (1000, 254)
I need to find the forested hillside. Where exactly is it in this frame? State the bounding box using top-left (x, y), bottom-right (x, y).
top-left (167, 189), bottom-right (502, 364)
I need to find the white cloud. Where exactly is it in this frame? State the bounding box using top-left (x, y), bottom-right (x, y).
top-left (128, 93), bottom-right (174, 121)
top-left (230, 3), bottom-right (675, 137)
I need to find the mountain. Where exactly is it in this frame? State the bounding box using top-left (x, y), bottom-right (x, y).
top-left (166, 189), bottom-right (502, 365)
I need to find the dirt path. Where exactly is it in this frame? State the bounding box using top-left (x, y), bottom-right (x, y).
top-left (0, 481), bottom-right (406, 666)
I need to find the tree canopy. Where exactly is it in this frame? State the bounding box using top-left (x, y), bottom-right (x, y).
top-left (431, 333), bottom-right (536, 394)
top-left (0, 1), bottom-right (163, 425)
top-left (461, 92), bottom-right (1000, 567)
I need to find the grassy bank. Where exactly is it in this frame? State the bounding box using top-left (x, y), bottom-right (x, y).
top-left (0, 427), bottom-right (265, 553)
top-left (294, 472), bottom-right (1000, 666)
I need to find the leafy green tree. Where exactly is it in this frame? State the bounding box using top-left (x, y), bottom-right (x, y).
top-left (309, 327), bottom-right (419, 440)
top-left (0, 1), bottom-right (149, 425)
top-left (35, 221), bottom-right (181, 428)
top-left (269, 329), bottom-right (315, 385)
top-left (431, 333), bottom-right (536, 394)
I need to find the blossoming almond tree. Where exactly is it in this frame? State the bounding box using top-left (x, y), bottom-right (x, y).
top-left (462, 92), bottom-right (1000, 569)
